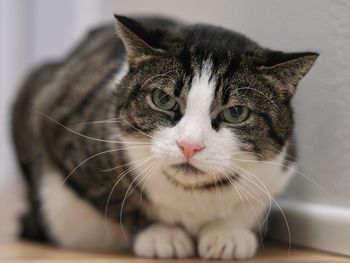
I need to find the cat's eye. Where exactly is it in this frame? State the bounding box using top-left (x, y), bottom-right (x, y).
top-left (221, 106), bottom-right (250, 124)
top-left (152, 89), bottom-right (177, 111)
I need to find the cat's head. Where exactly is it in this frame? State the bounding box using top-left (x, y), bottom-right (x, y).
top-left (113, 15), bottom-right (318, 187)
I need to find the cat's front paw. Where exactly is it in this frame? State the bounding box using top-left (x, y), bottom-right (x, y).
top-left (198, 224), bottom-right (258, 260)
top-left (133, 224), bottom-right (195, 258)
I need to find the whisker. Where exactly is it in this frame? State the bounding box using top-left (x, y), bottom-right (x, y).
top-left (235, 87), bottom-right (282, 113)
top-left (141, 69), bottom-right (178, 89)
top-left (104, 157), bottom-right (154, 236)
top-left (218, 167), bottom-right (267, 244)
top-left (217, 167), bottom-right (247, 214)
top-left (76, 117), bottom-right (125, 125)
top-left (269, 147), bottom-right (298, 162)
top-left (124, 158), bottom-right (161, 204)
top-left (119, 160), bottom-right (159, 238)
top-left (227, 163), bottom-right (272, 224)
top-left (223, 163), bottom-right (272, 229)
top-left (231, 157), bottom-right (332, 199)
top-left (59, 146), bottom-right (148, 186)
top-left (139, 158), bottom-right (168, 203)
top-left (221, 167), bottom-right (264, 206)
top-left (120, 118), bottom-right (161, 143)
top-left (100, 152), bottom-right (152, 172)
top-left (37, 111), bottom-right (150, 145)
top-left (227, 162), bottom-right (291, 255)
top-left (230, 178), bottom-right (265, 248)
top-left (209, 167), bottom-right (226, 213)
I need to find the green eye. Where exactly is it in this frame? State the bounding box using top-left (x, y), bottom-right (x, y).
top-left (221, 106), bottom-right (250, 124)
top-left (152, 89), bottom-right (177, 110)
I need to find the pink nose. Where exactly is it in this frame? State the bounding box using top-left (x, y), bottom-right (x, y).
top-left (177, 141), bottom-right (204, 160)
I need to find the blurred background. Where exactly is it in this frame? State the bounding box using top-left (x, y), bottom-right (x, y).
top-left (1, 0), bottom-right (349, 256)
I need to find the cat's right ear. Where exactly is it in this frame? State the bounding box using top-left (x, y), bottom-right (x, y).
top-left (258, 51), bottom-right (319, 100)
top-left (114, 15), bottom-right (163, 65)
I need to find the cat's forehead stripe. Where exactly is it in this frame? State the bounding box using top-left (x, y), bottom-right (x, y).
top-left (174, 47), bottom-right (194, 97)
top-left (221, 56), bottom-right (242, 105)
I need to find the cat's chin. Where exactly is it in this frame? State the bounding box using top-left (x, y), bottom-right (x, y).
top-left (170, 163), bottom-right (205, 175)
top-left (161, 164), bottom-right (239, 191)
top-left (162, 169), bottom-right (234, 191)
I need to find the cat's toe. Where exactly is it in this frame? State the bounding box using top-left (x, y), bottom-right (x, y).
top-left (133, 224), bottom-right (194, 258)
top-left (198, 227), bottom-right (258, 260)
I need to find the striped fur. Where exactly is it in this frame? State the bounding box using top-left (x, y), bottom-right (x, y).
top-left (11, 15), bottom-right (318, 259)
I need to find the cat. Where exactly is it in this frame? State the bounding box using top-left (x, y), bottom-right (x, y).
top-left (11, 15), bottom-right (318, 260)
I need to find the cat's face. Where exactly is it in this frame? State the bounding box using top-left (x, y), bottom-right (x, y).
top-left (114, 16), bottom-right (318, 187)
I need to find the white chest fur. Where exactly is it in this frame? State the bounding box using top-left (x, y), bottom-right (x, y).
top-left (127, 146), bottom-right (293, 236)
top-left (39, 162), bottom-right (128, 251)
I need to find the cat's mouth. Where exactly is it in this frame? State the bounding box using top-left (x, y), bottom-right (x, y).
top-left (171, 163), bottom-right (205, 175)
top-left (162, 170), bottom-right (240, 191)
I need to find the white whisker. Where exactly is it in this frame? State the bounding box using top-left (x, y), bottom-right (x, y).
top-left (119, 160), bottom-right (160, 238)
top-left (104, 157), bottom-right (154, 236)
top-left (227, 162), bottom-right (291, 255)
top-left (120, 118), bottom-right (161, 143)
top-left (231, 157), bottom-right (332, 199)
top-left (235, 87), bottom-right (282, 113)
top-left (37, 111), bottom-right (150, 145)
top-left (59, 146), bottom-right (146, 186)
top-left (141, 69), bottom-right (178, 89)
top-left (100, 152), bottom-right (152, 172)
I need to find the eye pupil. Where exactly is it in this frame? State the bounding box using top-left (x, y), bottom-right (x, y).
top-left (221, 106), bottom-right (250, 124)
top-left (152, 89), bottom-right (177, 110)
top-left (230, 106), bottom-right (243, 117)
top-left (159, 93), bottom-right (170, 104)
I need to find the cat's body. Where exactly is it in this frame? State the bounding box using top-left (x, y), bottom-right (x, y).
top-left (12, 16), bottom-right (317, 259)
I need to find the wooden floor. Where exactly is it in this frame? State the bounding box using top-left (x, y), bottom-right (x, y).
top-left (0, 241), bottom-right (348, 262)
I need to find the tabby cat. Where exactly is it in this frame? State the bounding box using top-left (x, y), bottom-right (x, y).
top-left (12, 15), bottom-right (318, 260)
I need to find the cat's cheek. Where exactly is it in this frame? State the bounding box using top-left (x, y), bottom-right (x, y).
top-left (150, 127), bottom-right (184, 163)
top-left (193, 127), bottom-right (241, 170)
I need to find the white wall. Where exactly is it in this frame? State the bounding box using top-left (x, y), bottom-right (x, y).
top-left (1, 0), bottom-right (350, 251)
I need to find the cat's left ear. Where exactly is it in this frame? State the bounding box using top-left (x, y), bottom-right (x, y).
top-left (259, 51), bottom-right (319, 99)
top-left (114, 15), bottom-right (164, 65)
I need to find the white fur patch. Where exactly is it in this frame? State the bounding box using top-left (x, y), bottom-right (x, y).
top-left (176, 60), bottom-right (215, 144)
top-left (114, 60), bottom-right (129, 85)
top-left (106, 60), bottom-right (129, 93)
top-left (198, 221), bottom-right (258, 260)
top-left (134, 224), bottom-right (194, 258)
top-left (39, 162), bottom-right (128, 252)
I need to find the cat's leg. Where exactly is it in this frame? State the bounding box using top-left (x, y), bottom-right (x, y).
top-left (198, 202), bottom-right (266, 260)
top-left (39, 161), bottom-right (128, 252)
top-left (133, 224), bottom-right (195, 258)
